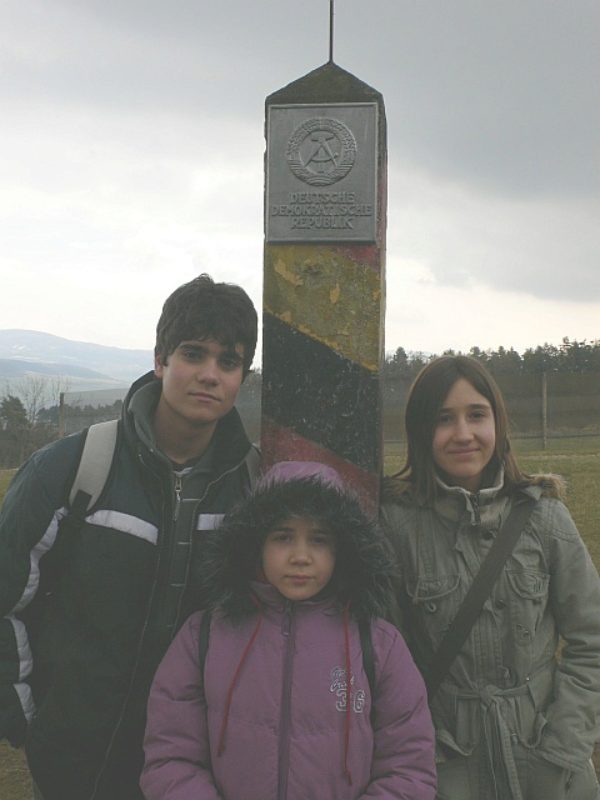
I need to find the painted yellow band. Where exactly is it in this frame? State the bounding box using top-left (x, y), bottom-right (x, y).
top-left (264, 245), bottom-right (383, 372)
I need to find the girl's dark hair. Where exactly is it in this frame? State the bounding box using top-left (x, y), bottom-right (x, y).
top-left (394, 356), bottom-right (527, 502)
top-left (155, 274), bottom-right (258, 376)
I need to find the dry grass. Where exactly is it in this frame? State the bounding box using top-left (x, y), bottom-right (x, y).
top-left (0, 470), bottom-right (16, 502)
top-left (0, 742), bottom-right (31, 800)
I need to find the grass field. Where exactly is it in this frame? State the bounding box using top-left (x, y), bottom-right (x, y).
top-left (1, 436), bottom-right (600, 797)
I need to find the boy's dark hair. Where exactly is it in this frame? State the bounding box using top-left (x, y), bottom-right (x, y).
top-left (155, 274), bottom-right (258, 376)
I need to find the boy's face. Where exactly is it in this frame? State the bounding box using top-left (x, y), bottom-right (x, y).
top-left (262, 516), bottom-right (336, 602)
top-left (154, 338), bottom-right (244, 434)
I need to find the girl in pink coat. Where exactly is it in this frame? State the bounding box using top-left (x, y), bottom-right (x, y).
top-left (141, 462), bottom-right (436, 800)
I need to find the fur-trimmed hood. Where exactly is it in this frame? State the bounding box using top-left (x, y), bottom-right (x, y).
top-left (201, 473), bottom-right (397, 622)
top-left (381, 470), bottom-right (566, 506)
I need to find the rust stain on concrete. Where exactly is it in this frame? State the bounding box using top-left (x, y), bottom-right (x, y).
top-left (274, 258), bottom-right (303, 287)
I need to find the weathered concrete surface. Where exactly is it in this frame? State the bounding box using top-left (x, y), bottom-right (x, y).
top-left (262, 62), bottom-right (386, 513)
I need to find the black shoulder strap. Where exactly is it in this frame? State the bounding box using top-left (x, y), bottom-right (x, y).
top-left (198, 609), bottom-right (212, 683)
top-left (426, 496), bottom-right (535, 699)
top-left (358, 617), bottom-right (376, 725)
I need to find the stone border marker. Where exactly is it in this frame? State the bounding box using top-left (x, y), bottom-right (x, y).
top-left (261, 61), bottom-right (387, 514)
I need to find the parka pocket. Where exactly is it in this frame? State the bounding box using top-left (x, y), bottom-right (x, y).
top-left (505, 570), bottom-right (550, 643)
top-left (506, 570), bottom-right (549, 599)
top-left (408, 574), bottom-right (462, 647)
top-left (513, 747), bottom-right (588, 800)
top-left (507, 663), bottom-right (554, 748)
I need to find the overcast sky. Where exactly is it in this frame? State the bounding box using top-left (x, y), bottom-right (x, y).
top-left (1, 0), bottom-right (599, 364)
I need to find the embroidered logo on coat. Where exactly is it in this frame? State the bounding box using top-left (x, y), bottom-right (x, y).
top-left (329, 666), bottom-right (366, 713)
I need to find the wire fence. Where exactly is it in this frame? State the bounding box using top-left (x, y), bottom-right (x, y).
top-left (61, 372), bottom-right (600, 446)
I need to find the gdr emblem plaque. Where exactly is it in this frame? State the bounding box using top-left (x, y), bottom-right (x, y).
top-left (286, 117), bottom-right (357, 186)
top-left (267, 103), bottom-right (378, 243)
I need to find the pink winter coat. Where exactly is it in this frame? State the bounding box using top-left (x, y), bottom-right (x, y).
top-left (141, 586), bottom-right (436, 800)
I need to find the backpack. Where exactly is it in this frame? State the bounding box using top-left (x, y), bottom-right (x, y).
top-left (67, 419), bottom-right (120, 519)
top-left (198, 608), bottom-right (377, 724)
top-left (66, 418), bottom-right (261, 522)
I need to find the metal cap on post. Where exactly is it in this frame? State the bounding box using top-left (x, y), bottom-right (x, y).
top-left (261, 43), bottom-right (387, 513)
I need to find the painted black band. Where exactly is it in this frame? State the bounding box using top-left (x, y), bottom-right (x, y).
top-left (262, 313), bottom-right (380, 472)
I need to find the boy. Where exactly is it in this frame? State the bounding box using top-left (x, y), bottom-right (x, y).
top-left (0, 274), bottom-right (259, 800)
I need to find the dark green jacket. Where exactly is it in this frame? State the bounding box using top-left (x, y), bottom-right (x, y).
top-left (0, 372), bottom-right (257, 800)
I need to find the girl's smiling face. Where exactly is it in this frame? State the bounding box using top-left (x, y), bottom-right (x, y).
top-left (432, 378), bottom-right (496, 492)
top-left (262, 516), bottom-right (336, 602)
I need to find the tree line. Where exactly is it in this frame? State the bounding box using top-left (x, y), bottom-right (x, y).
top-left (0, 390), bottom-right (123, 469)
top-left (1, 338), bottom-right (599, 468)
top-left (384, 338), bottom-right (600, 381)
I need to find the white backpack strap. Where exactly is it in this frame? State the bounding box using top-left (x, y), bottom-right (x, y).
top-left (244, 444), bottom-right (261, 490)
top-left (69, 419), bottom-right (119, 511)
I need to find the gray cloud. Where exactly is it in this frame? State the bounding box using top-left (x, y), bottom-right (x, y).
top-left (6, 1), bottom-right (597, 196)
top-left (1, 0), bottom-right (599, 321)
top-left (337, 1), bottom-right (600, 198)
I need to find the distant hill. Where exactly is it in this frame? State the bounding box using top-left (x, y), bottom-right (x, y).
top-left (0, 330), bottom-right (153, 390)
top-left (0, 330), bottom-right (263, 415)
top-left (0, 358), bottom-right (114, 381)
top-left (0, 330), bottom-right (262, 430)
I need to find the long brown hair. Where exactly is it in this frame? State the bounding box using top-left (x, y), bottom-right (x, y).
top-left (392, 356), bottom-right (527, 503)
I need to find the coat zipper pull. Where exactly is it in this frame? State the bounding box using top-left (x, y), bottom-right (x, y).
top-left (173, 474), bottom-right (183, 521)
top-left (471, 492), bottom-right (481, 526)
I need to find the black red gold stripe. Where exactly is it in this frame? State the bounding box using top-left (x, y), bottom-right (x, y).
top-left (262, 313), bottom-right (380, 473)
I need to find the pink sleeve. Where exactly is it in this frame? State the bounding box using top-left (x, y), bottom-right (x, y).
top-left (140, 612), bottom-right (222, 800)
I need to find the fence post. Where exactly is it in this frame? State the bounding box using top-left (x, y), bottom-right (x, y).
top-left (58, 392), bottom-right (65, 438)
top-left (541, 371), bottom-right (548, 450)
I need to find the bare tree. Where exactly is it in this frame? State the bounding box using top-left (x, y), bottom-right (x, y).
top-left (5, 374), bottom-right (72, 425)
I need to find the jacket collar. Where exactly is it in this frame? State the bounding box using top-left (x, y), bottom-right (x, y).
top-left (434, 467), bottom-right (506, 526)
top-left (122, 371), bottom-right (252, 477)
top-left (249, 581), bottom-right (338, 614)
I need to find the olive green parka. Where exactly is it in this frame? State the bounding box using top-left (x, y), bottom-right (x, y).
top-left (381, 471), bottom-right (600, 800)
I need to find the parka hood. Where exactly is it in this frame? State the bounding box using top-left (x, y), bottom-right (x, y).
top-left (201, 469), bottom-right (397, 622)
top-left (381, 468), bottom-right (566, 506)
top-left (121, 370), bottom-right (252, 474)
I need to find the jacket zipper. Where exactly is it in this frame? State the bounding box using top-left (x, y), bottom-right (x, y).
top-left (173, 473), bottom-right (183, 522)
top-left (471, 492), bottom-right (481, 525)
top-left (278, 601), bottom-right (295, 800)
top-left (172, 455), bottom-right (252, 628)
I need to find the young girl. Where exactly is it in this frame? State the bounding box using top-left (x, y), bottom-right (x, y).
top-left (141, 461), bottom-right (436, 800)
top-left (381, 356), bottom-right (600, 800)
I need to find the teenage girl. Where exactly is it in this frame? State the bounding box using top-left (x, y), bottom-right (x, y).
top-left (381, 356), bottom-right (600, 800)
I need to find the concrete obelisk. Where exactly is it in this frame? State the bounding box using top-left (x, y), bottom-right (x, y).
top-left (261, 56), bottom-right (386, 513)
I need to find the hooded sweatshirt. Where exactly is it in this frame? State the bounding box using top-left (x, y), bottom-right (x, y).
top-left (141, 464), bottom-right (437, 800)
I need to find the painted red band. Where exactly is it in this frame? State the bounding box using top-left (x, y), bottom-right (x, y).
top-left (261, 417), bottom-right (379, 515)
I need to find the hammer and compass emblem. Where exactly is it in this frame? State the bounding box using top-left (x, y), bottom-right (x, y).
top-left (286, 117), bottom-right (357, 186)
